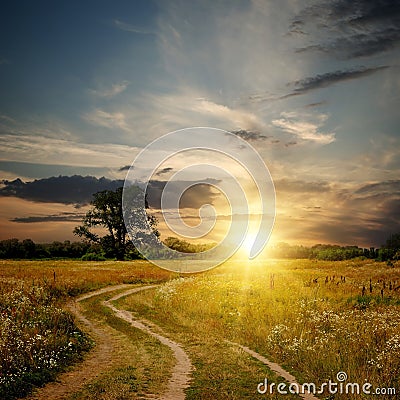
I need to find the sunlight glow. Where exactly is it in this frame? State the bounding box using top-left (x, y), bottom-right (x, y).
top-left (242, 232), bottom-right (258, 254)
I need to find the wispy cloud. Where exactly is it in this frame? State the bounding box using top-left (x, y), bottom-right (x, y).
top-left (274, 178), bottom-right (331, 194)
top-left (305, 101), bottom-right (327, 108)
top-left (272, 112), bottom-right (335, 144)
top-left (355, 180), bottom-right (400, 197)
top-left (113, 19), bottom-right (155, 35)
top-left (192, 98), bottom-right (265, 130)
top-left (83, 108), bottom-right (130, 131)
top-left (285, 66), bottom-right (389, 98)
top-left (0, 114), bottom-right (16, 123)
top-left (134, 91), bottom-right (267, 136)
top-left (0, 134), bottom-right (140, 168)
top-left (89, 81), bottom-right (130, 97)
top-left (239, 66), bottom-right (388, 104)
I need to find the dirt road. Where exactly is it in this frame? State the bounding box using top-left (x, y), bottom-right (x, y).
top-left (28, 283), bottom-right (319, 400)
top-left (28, 284), bottom-right (193, 400)
top-left (28, 284), bottom-right (132, 400)
top-left (104, 286), bottom-right (193, 400)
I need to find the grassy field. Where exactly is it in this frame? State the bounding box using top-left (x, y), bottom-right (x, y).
top-left (0, 260), bottom-right (174, 399)
top-left (1, 258), bottom-right (400, 399)
top-left (118, 259), bottom-right (400, 399)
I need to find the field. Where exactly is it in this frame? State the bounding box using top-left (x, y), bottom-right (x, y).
top-left (1, 259), bottom-right (400, 399)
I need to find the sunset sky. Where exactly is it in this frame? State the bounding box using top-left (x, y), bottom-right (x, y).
top-left (0, 0), bottom-right (399, 248)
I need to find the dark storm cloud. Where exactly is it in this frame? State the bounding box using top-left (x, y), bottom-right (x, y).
top-left (276, 178), bottom-right (400, 246)
top-left (307, 217), bottom-right (389, 247)
top-left (285, 66), bottom-right (389, 97)
top-left (146, 179), bottom-right (221, 209)
top-left (291, 0), bottom-right (400, 59)
top-left (349, 181), bottom-right (400, 241)
top-left (312, 197), bottom-right (400, 247)
top-left (0, 176), bottom-right (123, 205)
top-left (324, 182), bottom-right (400, 246)
top-left (11, 212), bottom-right (85, 223)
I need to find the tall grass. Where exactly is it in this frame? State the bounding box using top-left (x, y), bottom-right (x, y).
top-left (0, 280), bottom-right (91, 399)
top-left (0, 260), bottom-right (174, 399)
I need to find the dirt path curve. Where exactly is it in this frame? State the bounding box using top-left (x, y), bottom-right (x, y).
top-left (27, 282), bottom-right (317, 400)
top-left (228, 341), bottom-right (320, 400)
top-left (28, 284), bottom-right (132, 400)
top-left (104, 286), bottom-right (193, 400)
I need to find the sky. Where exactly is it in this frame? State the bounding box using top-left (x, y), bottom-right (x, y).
top-left (0, 0), bottom-right (399, 248)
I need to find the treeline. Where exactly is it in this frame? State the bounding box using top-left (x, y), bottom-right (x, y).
top-left (0, 237), bottom-right (215, 260)
top-left (163, 237), bottom-right (215, 253)
top-left (0, 238), bottom-right (90, 259)
top-left (1, 233), bottom-right (399, 262)
top-left (268, 235), bottom-right (400, 262)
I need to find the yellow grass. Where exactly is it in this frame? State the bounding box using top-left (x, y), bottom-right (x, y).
top-left (120, 258), bottom-right (400, 399)
top-left (1, 258), bottom-right (400, 399)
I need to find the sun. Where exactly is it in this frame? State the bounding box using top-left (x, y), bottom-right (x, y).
top-left (242, 232), bottom-right (258, 254)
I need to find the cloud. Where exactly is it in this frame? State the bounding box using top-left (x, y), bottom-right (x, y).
top-left (11, 212), bottom-right (85, 223)
top-left (146, 179), bottom-right (221, 210)
top-left (285, 66), bottom-right (389, 97)
top-left (305, 101), bottom-right (327, 108)
top-left (230, 129), bottom-right (268, 141)
top-left (89, 81), bottom-right (130, 97)
top-left (239, 65), bottom-right (388, 104)
top-left (0, 58), bottom-right (10, 65)
top-left (155, 167), bottom-right (174, 176)
top-left (0, 134), bottom-right (140, 169)
top-left (118, 165), bottom-right (132, 172)
top-left (291, 0), bottom-right (400, 59)
top-left (274, 179), bottom-right (331, 194)
top-left (355, 180), bottom-right (400, 197)
top-left (0, 114), bottom-right (16, 123)
top-left (83, 108), bottom-right (130, 131)
top-left (272, 112), bottom-right (336, 144)
top-left (135, 92), bottom-right (267, 135)
top-left (273, 177), bottom-right (400, 247)
top-left (192, 98), bottom-right (265, 131)
top-left (0, 176), bottom-right (123, 205)
top-left (113, 19), bottom-right (155, 35)
top-left (0, 160), bottom-right (111, 180)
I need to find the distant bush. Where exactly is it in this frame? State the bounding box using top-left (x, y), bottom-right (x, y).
top-left (81, 252), bottom-right (107, 261)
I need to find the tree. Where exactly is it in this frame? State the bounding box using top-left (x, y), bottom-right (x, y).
top-left (73, 187), bottom-right (158, 260)
top-left (163, 236), bottom-right (215, 253)
top-left (377, 233), bottom-right (400, 261)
